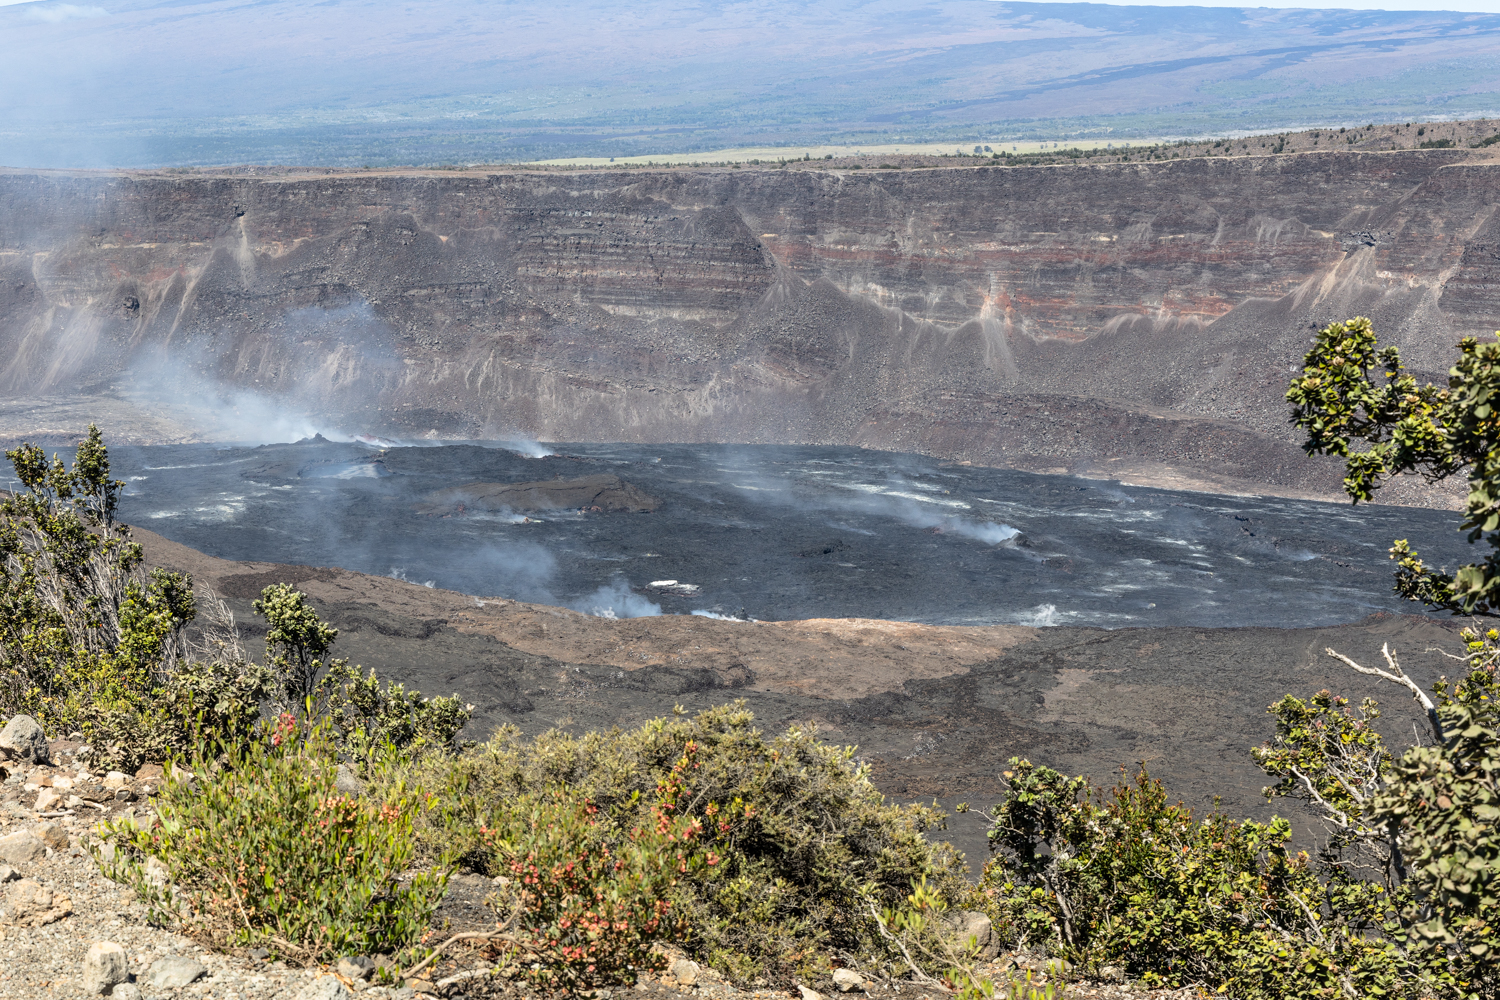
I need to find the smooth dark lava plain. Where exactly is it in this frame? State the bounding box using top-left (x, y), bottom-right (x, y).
top-left (84, 439), bottom-right (1472, 629)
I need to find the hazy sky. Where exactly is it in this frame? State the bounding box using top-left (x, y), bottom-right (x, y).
top-left (15, 0), bottom-right (1495, 10)
top-left (1, 0), bottom-right (1498, 7)
top-left (8, 0), bottom-right (1500, 166)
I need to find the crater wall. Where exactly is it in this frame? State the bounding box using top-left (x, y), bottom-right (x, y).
top-left (2, 151), bottom-right (1496, 499)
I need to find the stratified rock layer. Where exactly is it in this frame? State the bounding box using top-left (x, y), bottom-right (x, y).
top-left (2, 151), bottom-right (1496, 498)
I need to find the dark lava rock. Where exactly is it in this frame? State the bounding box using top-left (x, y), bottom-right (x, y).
top-left (417, 474), bottom-right (658, 515)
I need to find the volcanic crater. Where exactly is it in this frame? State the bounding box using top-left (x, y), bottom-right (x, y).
top-left (4, 146), bottom-right (1491, 863)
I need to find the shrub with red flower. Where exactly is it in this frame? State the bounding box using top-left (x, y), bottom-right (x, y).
top-left (479, 744), bottom-right (707, 987)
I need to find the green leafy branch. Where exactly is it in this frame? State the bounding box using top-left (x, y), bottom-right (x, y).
top-left (1288, 318), bottom-right (1500, 615)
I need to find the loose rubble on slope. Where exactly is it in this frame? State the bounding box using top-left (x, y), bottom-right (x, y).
top-left (0, 728), bottom-right (1205, 999)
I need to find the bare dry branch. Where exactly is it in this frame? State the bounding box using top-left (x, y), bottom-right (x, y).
top-left (399, 931), bottom-right (526, 983)
top-left (865, 900), bottom-right (947, 989)
top-left (192, 588), bottom-right (248, 663)
top-left (1289, 766), bottom-right (1353, 830)
top-left (1325, 644), bottom-right (1443, 743)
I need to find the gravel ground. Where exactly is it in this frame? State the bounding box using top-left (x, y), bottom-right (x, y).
top-left (0, 743), bottom-right (1206, 1000)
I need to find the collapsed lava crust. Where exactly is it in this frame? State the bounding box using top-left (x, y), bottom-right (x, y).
top-left (416, 474), bottom-right (659, 515)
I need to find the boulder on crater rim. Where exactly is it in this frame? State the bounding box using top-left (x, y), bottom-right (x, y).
top-left (940, 909), bottom-right (999, 960)
top-left (33, 822), bottom-right (68, 852)
top-left (334, 764), bottom-right (364, 796)
top-left (0, 829), bottom-right (45, 866)
top-left (670, 957), bottom-right (699, 986)
top-left (82, 941), bottom-right (128, 994)
top-left (145, 955), bottom-right (206, 989)
top-left (417, 474), bottom-right (658, 515)
top-left (3, 877), bottom-right (73, 926)
top-left (0, 715), bottom-right (49, 764)
top-left (294, 976), bottom-right (353, 1000)
top-left (336, 955), bottom-right (375, 980)
top-left (832, 968), bottom-right (865, 993)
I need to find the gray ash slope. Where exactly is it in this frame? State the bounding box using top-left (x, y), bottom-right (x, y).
top-left (100, 439), bottom-right (1470, 628)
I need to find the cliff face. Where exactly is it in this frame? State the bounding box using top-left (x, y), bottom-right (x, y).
top-left (1, 151), bottom-right (1495, 498)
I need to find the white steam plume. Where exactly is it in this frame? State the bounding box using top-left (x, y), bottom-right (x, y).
top-left (691, 609), bottom-right (750, 622)
top-left (388, 567), bottom-right (435, 588)
top-left (1020, 603), bottom-right (1059, 626)
top-left (572, 580), bottom-right (662, 619)
top-left (500, 439), bottom-right (556, 458)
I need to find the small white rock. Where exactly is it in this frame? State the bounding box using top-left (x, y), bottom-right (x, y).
top-left (798, 985), bottom-right (825, 1000)
top-left (832, 968), bottom-right (865, 993)
top-left (334, 764), bottom-right (364, 796)
top-left (34, 787), bottom-right (61, 812)
top-left (82, 941), bottom-right (128, 994)
top-left (0, 828), bottom-right (45, 865)
top-left (294, 975), bottom-right (354, 1000)
top-left (670, 958), bottom-right (699, 986)
top-left (144, 856), bottom-right (169, 886)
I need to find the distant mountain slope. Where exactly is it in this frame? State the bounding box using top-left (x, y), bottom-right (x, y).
top-left (4, 0), bottom-right (1500, 166)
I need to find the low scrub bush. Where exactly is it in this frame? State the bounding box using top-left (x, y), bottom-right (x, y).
top-left (95, 724), bottom-right (448, 963)
top-left (377, 703), bottom-right (971, 985)
top-left (975, 634), bottom-right (1500, 1000)
top-left (252, 583), bottom-right (473, 763)
top-left (0, 427), bottom-right (242, 768)
top-left (868, 874), bottom-right (1037, 997)
top-left (1375, 643), bottom-right (1500, 999)
top-left (979, 760), bottom-right (1403, 998)
top-left (478, 744), bottom-right (708, 988)
top-left (1252, 633), bottom-right (1499, 999)
top-left (1252, 631), bottom-right (1499, 999)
